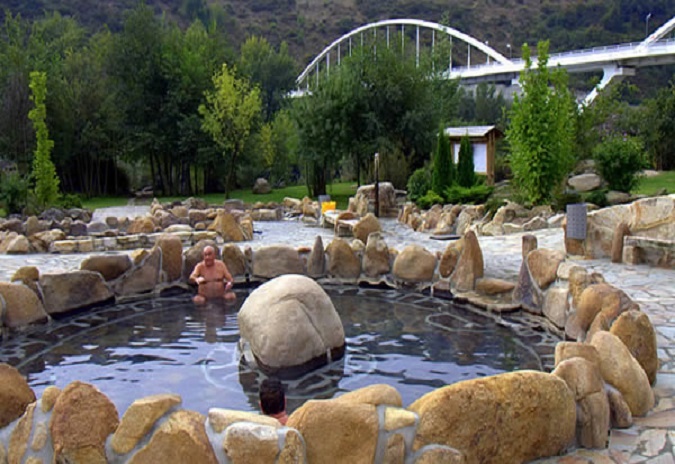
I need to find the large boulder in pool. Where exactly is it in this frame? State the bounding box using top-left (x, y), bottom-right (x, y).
top-left (238, 274), bottom-right (345, 376)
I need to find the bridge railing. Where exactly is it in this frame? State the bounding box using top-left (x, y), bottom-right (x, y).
top-left (449, 37), bottom-right (675, 75)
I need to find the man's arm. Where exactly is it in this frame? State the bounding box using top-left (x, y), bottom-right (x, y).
top-left (189, 262), bottom-right (204, 284)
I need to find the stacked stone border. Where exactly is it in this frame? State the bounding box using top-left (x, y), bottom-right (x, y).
top-left (0, 220), bottom-right (659, 463)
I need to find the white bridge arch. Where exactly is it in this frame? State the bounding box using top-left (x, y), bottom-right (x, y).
top-left (296, 18), bottom-right (512, 88)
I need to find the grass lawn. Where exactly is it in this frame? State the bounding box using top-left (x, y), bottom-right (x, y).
top-left (634, 171), bottom-right (674, 196)
top-left (82, 182), bottom-right (358, 211)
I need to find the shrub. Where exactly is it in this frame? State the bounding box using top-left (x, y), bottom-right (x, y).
top-left (457, 134), bottom-right (476, 187)
top-left (593, 135), bottom-right (649, 192)
top-left (444, 184), bottom-right (493, 205)
top-left (407, 166), bottom-right (431, 202)
top-left (58, 193), bottom-right (83, 209)
top-left (584, 190), bottom-right (608, 208)
top-left (0, 172), bottom-right (30, 215)
top-left (552, 190), bottom-right (582, 212)
top-left (416, 190), bottom-right (445, 209)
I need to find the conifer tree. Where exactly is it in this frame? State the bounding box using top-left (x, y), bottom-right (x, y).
top-left (457, 133), bottom-right (476, 187)
top-left (28, 71), bottom-right (60, 210)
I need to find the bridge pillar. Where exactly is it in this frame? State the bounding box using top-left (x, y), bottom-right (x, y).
top-left (583, 65), bottom-right (635, 106)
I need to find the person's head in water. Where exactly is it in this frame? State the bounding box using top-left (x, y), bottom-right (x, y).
top-left (259, 377), bottom-right (286, 419)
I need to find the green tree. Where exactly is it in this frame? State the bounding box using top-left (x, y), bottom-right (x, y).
top-left (431, 128), bottom-right (453, 196)
top-left (641, 82), bottom-right (675, 171)
top-left (457, 134), bottom-right (476, 187)
top-left (199, 63), bottom-right (262, 197)
top-left (507, 41), bottom-right (576, 205)
top-left (28, 70), bottom-right (60, 209)
top-left (593, 135), bottom-right (648, 192)
top-left (239, 36), bottom-right (296, 122)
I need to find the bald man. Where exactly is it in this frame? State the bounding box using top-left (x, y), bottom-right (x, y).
top-left (189, 246), bottom-right (236, 304)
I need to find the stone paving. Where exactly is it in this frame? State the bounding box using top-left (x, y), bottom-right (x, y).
top-left (0, 207), bottom-right (673, 463)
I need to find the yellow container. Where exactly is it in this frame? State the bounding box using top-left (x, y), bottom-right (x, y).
top-left (321, 201), bottom-right (336, 214)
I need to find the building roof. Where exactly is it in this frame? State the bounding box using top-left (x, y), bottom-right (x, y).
top-left (444, 125), bottom-right (503, 138)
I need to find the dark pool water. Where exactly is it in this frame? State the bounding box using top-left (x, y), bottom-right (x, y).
top-left (0, 287), bottom-right (552, 416)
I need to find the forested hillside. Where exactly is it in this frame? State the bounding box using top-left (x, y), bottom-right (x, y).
top-left (1, 0), bottom-right (673, 67)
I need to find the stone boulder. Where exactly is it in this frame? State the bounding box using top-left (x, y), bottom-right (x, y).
top-left (449, 231), bottom-right (483, 292)
top-left (220, 422), bottom-right (304, 463)
top-left (542, 287), bottom-right (570, 329)
top-left (50, 381), bottom-right (119, 464)
top-left (610, 310), bottom-right (658, 385)
top-left (4, 234), bottom-right (30, 254)
top-left (221, 244), bottom-right (247, 278)
top-left (552, 357), bottom-right (610, 449)
top-left (526, 249), bottom-right (565, 290)
top-left (439, 242), bottom-right (462, 278)
top-left (184, 197), bottom-right (208, 210)
top-left (575, 283), bottom-right (639, 336)
top-left (351, 182), bottom-right (398, 217)
top-left (80, 254), bottom-right (132, 281)
top-left (154, 234), bottom-right (183, 282)
top-left (352, 213), bottom-right (381, 244)
top-left (40, 271), bottom-right (113, 315)
top-left (10, 266), bottom-right (40, 296)
top-left (392, 245), bottom-right (436, 283)
top-left (326, 238), bottom-right (361, 280)
top-left (554, 342), bottom-right (600, 367)
top-left (287, 400), bottom-right (379, 464)
top-left (252, 245), bottom-right (304, 279)
top-left (363, 232), bottom-right (390, 278)
top-left (130, 410), bottom-right (217, 464)
top-left (31, 229), bottom-right (66, 251)
top-left (0, 364), bottom-right (36, 429)
top-left (408, 371), bottom-right (575, 464)
top-left (0, 282), bottom-right (49, 328)
top-left (590, 331), bottom-right (654, 416)
top-left (334, 384), bottom-right (402, 407)
top-left (238, 275), bottom-right (345, 375)
top-left (127, 217), bottom-right (156, 235)
top-left (568, 173), bottom-right (602, 192)
top-left (207, 409), bottom-right (282, 432)
top-left (208, 210), bottom-right (245, 242)
top-left (111, 394), bottom-right (182, 455)
top-left (113, 247), bottom-right (162, 297)
top-left (306, 236), bottom-right (326, 278)
top-left (252, 177), bottom-right (272, 194)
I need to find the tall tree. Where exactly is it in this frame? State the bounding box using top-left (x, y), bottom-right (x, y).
top-left (507, 41), bottom-right (576, 205)
top-left (28, 70), bottom-right (60, 209)
top-left (457, 134), bottom-right (476, 187)
top-left (199, 63), bottom-right (262, 197)
top-left (239, 36), bottom-right (296, 122)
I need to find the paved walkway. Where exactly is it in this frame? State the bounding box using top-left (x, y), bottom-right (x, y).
top-left (0, 210), bottom-right (673, 462)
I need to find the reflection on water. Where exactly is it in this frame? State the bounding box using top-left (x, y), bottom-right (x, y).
top-left (0, 289), bottom-right (548, 415)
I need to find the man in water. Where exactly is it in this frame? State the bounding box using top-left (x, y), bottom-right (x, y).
top-left (259, 377), bottom-right (288, 425)
top-left (189, 245), bottom-right (236, 304)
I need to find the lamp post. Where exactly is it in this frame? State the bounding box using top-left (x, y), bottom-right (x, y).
top-left (485, 41), bottom-right (490, 64)
top-left (374, 153), bottom-right (380, 218)
top-left (646, 12), bottom-right (652, 38)
top-left (506, 43), bottom-right (512, 59)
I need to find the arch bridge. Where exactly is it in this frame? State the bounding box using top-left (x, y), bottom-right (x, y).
top-left (296, 16), bottom-right (675, 105)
